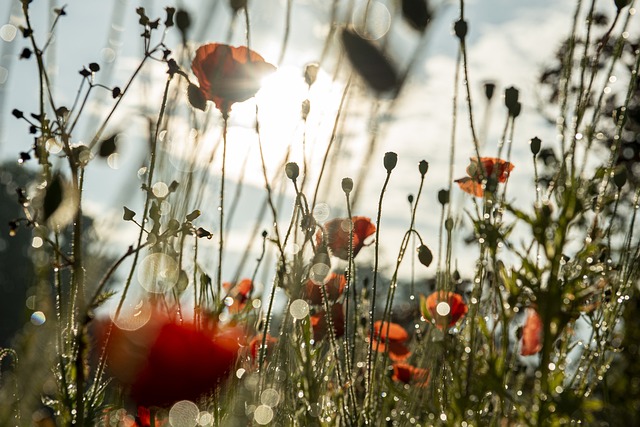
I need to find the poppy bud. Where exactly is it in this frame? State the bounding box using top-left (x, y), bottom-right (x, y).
top-left (438, 189), bottom-right (449, 205)
top-left (504, 86), bottom-right (519, 115)
top-left (304, 63), bottom-right (319, 86)
top-left (123, 207), bottom-right (136, 221)
top-left (484, 82), bottom-right (496, 100)
top-left (408, 194), bottom-right (414, 204)
top-left (454, 19), bottom-right (468, 40)
top-left (89, 62), bottom-right (100, 72)
top-left (510, 101), bottom-right (521, 118)
top-left (341, 178), bottom-right (353, 194)
top-left (417, 245), bottom-right (433, 267)
top-left (187, 84), bottom-right (207, 111)
top-left (419, 160), bottom-right (429, 176)
top-left (615, 0), bottom-right (631, 10)
top-left (175, 9), bottom-right (191, 33)
top-left (230, 0), bottom-right (247, 11)
top-left (19, 152), bottom-right (30, 163)
top-left (112, 86), bottom-right (121, 98)
top-left (530, 137), bottom-right (541, 156)
top-left (613, 166), bottom-right (627, 189)
top-left (285, 162), bottom-right (299, 181)
top-left (384, 152), bottom-right (398, 172)
top-left (12, 109), bottom-right (24, 119)
top-left (401, 0), bottom-right (431, 33)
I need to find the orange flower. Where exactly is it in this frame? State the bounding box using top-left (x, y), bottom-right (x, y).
top-left (420, 291), bottom-right (468, 329)
top-left (371, 320), bottom-right (411, 362)
top-left (305, 273), bottom-right (346, 305)
top-left (191, 43), bottom-right (276, 115)
top-left (521, 308), bottom-right (543, 356)
top-left (455, 157), bottom-right (514, 197)
top-left (310, 303), bottom-right (345, 342)
top-left (317, 216), bottom-right (376, 260)
top-left (392, 363), bottom-right (430, 387)
top-left (249, 334), bottom-right (278, 360)
top-left (103, 315), bottom-right (242, 407)
top-left (223, 278), bottom-right (253, 313)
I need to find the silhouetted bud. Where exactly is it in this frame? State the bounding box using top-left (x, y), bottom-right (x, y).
top-left (12, 109), bottom-right (24, 119)
top-left (123, 207), bottom-right (136, 221)
top-left (615, 0), bottom-right (631, 11)
top-left (342, 178), bottom-right (353, 194)
top-left (454, 19), bottom-right (468, 40)
top-left (230, 0), bottom-right (247, 11)
top-left (262, 230), bottom-right (268, 238)
top-left (504, 86), bottom-right (519, 115)
top-left (285, 162), bottom-right (299, 181)
top-left (196, 227), bottom-right (212, 239)
top-left (89, 62), bottom-right (100, 72)
top-left (20, 48), bottom-right (32, 59)
top-left (304, 63), bottom-right (319, 86)
top-left (79, 67), bottom-right (91, 77)
top-left (484, 82), bottom-right (496, 100)
top-left (18, 152), bottom-right (30, 163)
top-left (402, 0), bottom-right (431, 33)
top-left (384, 152), bottom-right (398, 172)
top-left (186, 210), bottom-right (201, 221)
top-left (112, 86), bottom-right (121, 98)
top-left (530, 137), bottom-right (541, 156)
top-left (510, 101), bottom-right (521, 118)
top-left (417, 245), bottom-right (433, 267)
top-left (445, 217), bottom-right (454, 231)
top-left (438, 189), bottom-right (449, 205)
top-left (419, 160), bottom-right (429, 176)
top-left (408, 194), bottom-right (414, 204)
top-left (188, 84), bottom-right (207, 111)
top-left (613, 166), bottom-right (627, 189)
top-left (165, 7), bottom-right (175, 27)
top-left (176, 9), bottom-right (191, 33)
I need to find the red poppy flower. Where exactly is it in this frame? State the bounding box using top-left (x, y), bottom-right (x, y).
top-left (317, 216), bottom-right (376, 260)
top-left (191, 43), bottom-right (276, 115)
top-left (249, 333), bottom-right (278, 361)
top-left (455, 157), bottom-right (514, 197)
top-left (520, 308), bottom-right (543, 356)
top-left (420, 291), bottom-right (468, 329)
top-left (392, 363), bottom-right (430, 387)
top-left (104, 315), bottom-right (242, 407)
top-left (305, 273), bottom-right (346, 305)
top-left (371, 321), bottom-right (411, 362)
top-left (223, 278), bottom-right (253, 313)
top-left (310, 303), bottom-right (345, 342)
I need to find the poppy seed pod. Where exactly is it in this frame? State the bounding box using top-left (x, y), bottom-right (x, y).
top-left (419, 160), bottom-right (429, 176)
top-left (384, 152), bottom-right (398, 172)
top-left (484, 82), bottom-right (496, 100)
top-left (530, 137), bottom-right (541, 156)
top-left (438, 189), bottom-right (449, 205)
top-left (504, 86), bottom-right (520, 115)
top-left (341, 177), bottom-right (353, 194)
top-left (285, 162), bottom-right (299, 181)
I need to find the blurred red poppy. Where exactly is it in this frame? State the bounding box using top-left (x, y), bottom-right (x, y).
top-left (371, 320), bottom-right (411, 362)
top-left (317, 216), bottom-right (376, 260)
top-left (392, 363), bottom-right (430, 387)
top-left (310, 303), bottom-right (345, 342)
top-left (305, 273), bottom-right (346, 305)
top-left (249, 333), bottom-right (278, 360)
top-left (104, 315), bottom-right (242, 407)
top-left (455, 157), bottom-right (514, 197)
top-left (420, 291), bottom-right (468, 329)
top-left (223, 278), bottom-right (253, 313)
top-left (191, 43), bottom-right (276, 115)
top-left (521, 308), bottom-right (543, 356)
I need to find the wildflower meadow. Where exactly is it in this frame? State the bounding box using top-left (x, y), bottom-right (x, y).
top-left (0, 0), bottom-right (639, 426)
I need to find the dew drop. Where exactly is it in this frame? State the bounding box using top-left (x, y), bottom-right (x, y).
top-left (261, 388), bottom-right (280, 407)
top-left (30, 311), bottom-right (46, 326)
top-left (290, 299), bottom-right (310, 320)
top-left (169, 400), bottom-right (199, 427)
top-left (254, 405), bottom-right (273, 425)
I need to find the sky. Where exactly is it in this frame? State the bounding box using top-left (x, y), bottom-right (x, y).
top-left (0, 0), bottom-right (626, 301)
